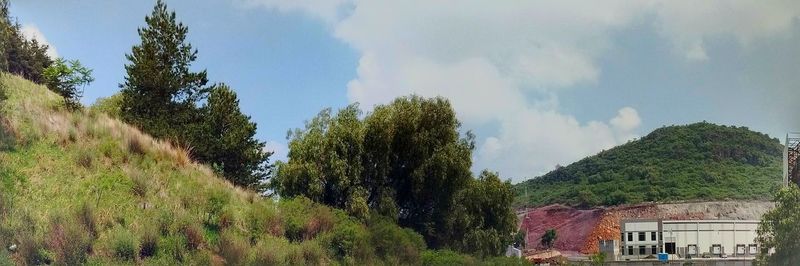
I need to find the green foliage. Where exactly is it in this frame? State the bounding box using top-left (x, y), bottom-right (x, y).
top-left (513, 230), bottom-right (526, 249)
top-left (0, 0), bottom-right (52, 83)
top-left (120, 0), bottom-right (208, 140)
top-left (516, 122), bottom-right (783, 207)
top-left (421, 250), bottom-right (479, 266)
top-left (756, 184), bottom-right (800, 265)
top-left (218, 230), bottom-right (249, 266)
top-left (45, 213), bottom-right (92, 265)
top-left (483, 256), bottom-right (531, 266)
top-left (541, 229), bottom-right (556, 249)
top-left (109, 227), bottom-right (139, 261)
top-left (589, 251), bottom-right (606, 265)
top-left (192, 85), bottom-right (271, 191)
top-left (90, 93), bottom-right (123, 118)
top-left (275, 96), bottom-right (517, 256)
top-left (42, 58), bottom-right (94, 110)
top-left (368, 215), bottom-right (427, 263)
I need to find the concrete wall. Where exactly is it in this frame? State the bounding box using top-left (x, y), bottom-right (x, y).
top-left (603, 259), bottom-right (753, 266)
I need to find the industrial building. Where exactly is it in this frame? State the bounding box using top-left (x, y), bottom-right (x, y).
top-left (617, 219), bottom-right (760, 261)
top-left (785, 133), bottom-right (800, 186)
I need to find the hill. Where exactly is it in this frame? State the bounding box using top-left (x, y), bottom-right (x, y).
top-left (0, 74), bottom-right (523, 265)
top-left (514, 122), bottom-right (783, 208)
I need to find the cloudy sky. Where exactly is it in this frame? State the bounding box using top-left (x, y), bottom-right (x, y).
top-left (12, 1), bottom-right (800, 182)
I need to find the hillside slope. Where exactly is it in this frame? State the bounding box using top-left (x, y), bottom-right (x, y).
top-left (515, 122), bottom-right (783, 208)
top-left (0, 74), bottom-right (490, 265)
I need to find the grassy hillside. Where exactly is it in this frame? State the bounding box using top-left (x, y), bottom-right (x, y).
top-left (0, 74), bottom-right (525, 265)
top-left (515, 122), bottom-right (783, 208)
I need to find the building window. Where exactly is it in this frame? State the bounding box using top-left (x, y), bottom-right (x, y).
top-left (639, 246), bottom-right (646, 255)
top-left (651, 232), bottom-right (656, 241)
top-left (651, 245), bottom-right (657, 254)
top-left (627, 232), bottom-right (633, 242)
top-left (748, 244), bottom-right (758, 255)
top-left (621, 233), bottom-right (625, 243)
top-left (711, 244), bottom-right (722, 255)
top-left (665, 243), bottom-right (676, 254)
top-left (736, 244), bottom-right (746, 255)
top-left (659, 232), bottom-right (663, 241)
top-left (638, 232), bottom-right (645, 241)
top-left (688, 244), bottom-right (698, 255)
top-left (628, 246), bottom-right (634, 256)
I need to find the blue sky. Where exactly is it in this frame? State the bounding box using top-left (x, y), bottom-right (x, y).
top-left (12, 1), bottom-right (800, 182)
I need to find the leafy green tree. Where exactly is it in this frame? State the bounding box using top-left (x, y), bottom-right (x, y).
top-left (120, 0), bottom-right (209, 140)
top-left (541, 229), bottom-right (557, 249)
top-left (275, 96), bottom-right (517, 256)
top-left (43, 58), bottom-right (94, 110)
top-left (513, 230), bottom-right (526, 249)
top-left (192, 85), bottom-right (271, 191)
top-left (756, 184), bottom-right (800, 265)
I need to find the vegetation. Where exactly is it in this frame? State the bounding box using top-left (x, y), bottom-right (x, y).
top-left (273, 97), bottom-right (518, 257)
top-left (756, 184), bottom-right (800, 265)
top-left (0, 73), bottom-right (527, 265)
top-left (515, 122), bottom-right (783, 207)
top-left (541, 229), bottom-right (556, 249)
top-left (119, 0), bottom-right (270, 191)
top-left (0, 0), bottom-right (52, 83)
top-left (42, 58), bottom-right (94, 110)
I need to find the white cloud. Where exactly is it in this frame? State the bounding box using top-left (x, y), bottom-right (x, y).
top-left (20, 24), bottom-right (58, 59)
top-left (247, 0), bottom-right (800, 181)
top-left (236, 0), bottom-right (350, 24)
top-left (264, 140), bottom-right (288, 163)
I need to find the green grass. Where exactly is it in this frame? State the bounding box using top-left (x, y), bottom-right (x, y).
top-left (0, 74), bottom-right (527, 265)
top-left (515, 122), bottom-right (784, 208)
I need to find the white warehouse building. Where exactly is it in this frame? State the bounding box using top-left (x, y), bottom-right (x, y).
top-left (619, 219), bottom-right (761, 261)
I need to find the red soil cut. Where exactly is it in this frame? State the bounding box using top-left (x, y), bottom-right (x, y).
top-left (520, 205), bottom-right (604, 252)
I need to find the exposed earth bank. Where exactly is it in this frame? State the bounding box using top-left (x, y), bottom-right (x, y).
top-left (519, 201), bottom-right (773, 254)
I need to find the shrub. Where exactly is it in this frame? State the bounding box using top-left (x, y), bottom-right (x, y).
top-left (139, 226), bottom-right (159, 258)
top-left (127, 134), bottom-right (148, 155)
top-left (78, 202), bottom-right (98, 239)
top-left (218, 231), bottom-right (250, 266)
top-left (421, 250), bottom-right (479, 266)
top-left (326, 222), bottom-right (373, 263)
top-left (160, 235), bottom-right (187, 262)
top-left (181, 222), bottom-right (205, 250)
top-left (76, 150), bottom-right (93, 168)
top-left (247, 202), bottom-right (284, 242)
top-left (247, 241), bottom-right (283, 266)
top-left (45, 214), bottom-right (91, 265)
top-left (206, 189), bottom-right (230, 226)
top-left (110, 227), bottom-right (139, 261)
top-left (282, 198), bottom-right (334, 241)
top-left (130, 170), bottom-right (149, 198)
top-left (484, 256), bottom-right (531, 265)
top-left (368, 216), bottom-right (425, 264)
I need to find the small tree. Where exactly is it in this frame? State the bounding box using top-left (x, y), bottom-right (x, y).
top-left (755, 184), bottom-right (800, 265)
top-left (541, 229), bottom-right (557, 250)
top-left (43, 58), bottom-right (93, 110)
top-left (513, 230), bottom-right (526, 249)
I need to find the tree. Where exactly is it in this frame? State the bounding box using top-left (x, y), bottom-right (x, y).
top-left (541, 229), bottom-right (557, 249)
top-left (43, 58), bottom-right (94, 110)
top-left (120, 0), bottom-right (208, 140)
top-left (513, 230), bottom-right (526, 249)
top-left (755, 184), bottom-right (800, 265)
top-left (192, 85), bottom-right (271, 192)
top-left (0, 0), bottom-right (52, 83)
top-left (274, 96), bottom-right (517, 256)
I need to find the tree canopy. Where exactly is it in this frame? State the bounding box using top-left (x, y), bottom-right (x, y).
top-left (756, 184), bottom-right (800, 265)
top-left (0, 0), bottom-right (52, 83)
top-left (273, 95), bottom-right (517, 256)
top-left (120, 0), bottom-right (208, 140)
top-left (42, 58), bottom-right (93, 110)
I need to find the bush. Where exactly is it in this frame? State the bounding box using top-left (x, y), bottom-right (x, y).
top-left (286, 241), bottom-right (328, 265)
top-left (421, 250), bottom-right (479, 266)
top-left (368, 215), bottom-right (426, 264)
top-left (78, 202), bottom-right (98, 239)
top-left (282, 197), bottom-right (334, 241)
top-left (139, 226), bottom-right (159, 258)
top-left (110, 227), bottom-right (139, 261)
top-left (45, 214), bottom-right (91, 265)
top-left (326, 221), bottom-right (373, 263)
top-left (218, 231), bottom-right (250, 266)
top-left (247, 202), bottom-right (284, 242)
top-left (484, 256), bottom-right (531, 266)
top-left (181, 222), bottom-right (205, 250)
top-left (247, 241), bottom-right (283, 265)
top-left (160, 235), bottom-right (187, 262)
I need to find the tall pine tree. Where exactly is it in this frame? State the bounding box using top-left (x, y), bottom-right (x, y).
top-left (120, 0), bottom-right (208, 140)
top-left (194, 85), bottom-right (272, 191)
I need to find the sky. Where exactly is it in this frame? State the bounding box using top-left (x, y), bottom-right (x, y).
top-left (12, 0), bottom-right (800, 183)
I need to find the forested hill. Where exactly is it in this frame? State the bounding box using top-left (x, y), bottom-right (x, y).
top-left (514, 122), bottom-right (784, 208)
